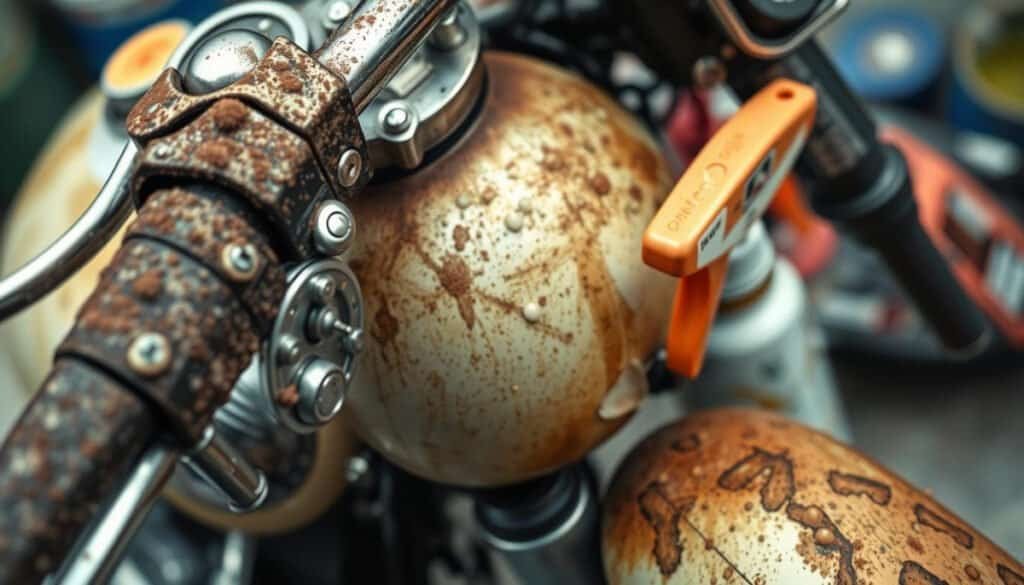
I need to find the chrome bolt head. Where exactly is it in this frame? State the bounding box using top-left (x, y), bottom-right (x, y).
top-left (314, 201), bottom-right (355, 256)
top-left (382, 103), bottom-right (412, 134)
top-left (127, 332), bottom-right (172, 377)
top-left (297, 358), bottom-right (348, 425)
top-left (183, 28), bottom-right (272, 95)
top-left (322, 0), bottom-right (352, 30)
top-left (337, 148), bottom-right (363, 188)
top-left (276, 334), bottom-right (302, 365)
top-left (308, 274), bottom-right (336, 302)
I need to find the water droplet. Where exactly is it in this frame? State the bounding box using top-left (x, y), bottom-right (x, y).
top-left (456, 194), bottom-right (472, 209)
top-left (522, 302), bottom-right (541, 323)
top-left (505, 213), bottom-right (524, 232)
top-left (517, 198), bottom-right (532, 213)
top-left (813, 527), bottom-right (835, 546)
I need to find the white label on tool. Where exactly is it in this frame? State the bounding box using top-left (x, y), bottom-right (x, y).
top-left (698, 209), bottom-right (728, 268)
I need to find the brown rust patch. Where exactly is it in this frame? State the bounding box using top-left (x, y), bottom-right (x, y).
top-left (453, 224), bottom-right (470, 252)
top-left (372, 300), bottom-right (400, 345)
top-left (438, 254), bottom-right (475, 329)
top-left (914, 504), bottom-right (974, 549)
top-left (275, 384), bottom-right (299, 407)
top-left (787, 501), bottom-right (858, 585)
top-left (717, 448), bottom-right (795, 512)
top-left (132, 268), bottom-right (164, 301)
top-left (638, 482), bottom-right (696, 577)
top-left (827, 470), bottom-right (892, 506)
top-left (210, 98), bottom-right (248, 132)
top-left (964, 564), bottom-right (980, 581)
top-left (589, 172), bottom-right (611, 196)
top-left (899, 560), bottom-right (948, 585)
top-left (670, 433), bottom-right (701, 453)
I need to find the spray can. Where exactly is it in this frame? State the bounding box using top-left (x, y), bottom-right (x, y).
top-left (686, 221), bottom-right (852, 442)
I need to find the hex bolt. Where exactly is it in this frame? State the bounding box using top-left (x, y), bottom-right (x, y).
top-left (127, 332), bottom-right (172, 377)
top-left (314, 201), bottom-right (355, 256)
top-left (429, 8), bottom-right (466, 51)
top-left (222, 243), bottom-right (259, 282)
top-left (296, 358), bottom-right (348, 425)
top-left (276, 334), bottom-right (302, 365)
top-left (382, 103), bottom-right (412, 134)
top-left (308, 274), bottom-right (337, 302)
top-left (337, 148), bottom-right (363, 188)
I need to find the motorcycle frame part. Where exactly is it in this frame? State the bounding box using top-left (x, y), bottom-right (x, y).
top-left (0, 1), bottom-right (459, 581)
top-left (707, 0), bottom-right (848, 60)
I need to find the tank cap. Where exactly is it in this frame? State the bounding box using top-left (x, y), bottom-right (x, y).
top-left (101, 20), bottom-right (191, 114)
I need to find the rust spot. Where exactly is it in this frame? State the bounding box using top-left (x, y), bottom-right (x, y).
top-left (278, 71), bottom-right (303, 93)
top-left (195, 139), bottom-right (235, 168)
top-left (717, 448), bottom-right (794, 512)
top-left (670, 433), bottom-right (700, 453)
top-left (210, 98), bottom-right (248, 132)
top-left (453, 224), bottom-right (470, 252)
top-left (899, 561), bottom-right (948, 585)
top-left (589, 172), bottom-right (611, 196)
top-left (638, 482), bottom-right (695, 577)
top-left (275, 384), bottom-right (299, 407)
top-left (787, 502), bottom-right (858, 585)
top-left (999, 565), bottom-right (1024, 585)
top-left (828, 470), bottom-right (891, 505)
top-left (372, 300), bottom-right (400, 344)
top-left (131, 268), bottom-right (163, 301)
top-left (438, 254), bottom-right (475, 329)
top-left (964, 565), bottom-right (980, 581)
top-left (914, 504), bottom-right (974, 549)
top-left (907, 535), bottom-right (924, 554)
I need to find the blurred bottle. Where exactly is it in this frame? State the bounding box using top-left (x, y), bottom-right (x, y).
top-left (687, 221), bottom-right (852, 442)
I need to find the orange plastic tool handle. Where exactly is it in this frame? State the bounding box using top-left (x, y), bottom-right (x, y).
top-left (643, 79), bottom-right (817, 377)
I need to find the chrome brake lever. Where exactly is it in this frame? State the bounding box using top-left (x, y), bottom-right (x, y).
top-left (0, 142), bottom-right (137, 321)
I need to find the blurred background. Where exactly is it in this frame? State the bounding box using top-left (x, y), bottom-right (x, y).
top-left (0, 0), bottom-right (1020, 570)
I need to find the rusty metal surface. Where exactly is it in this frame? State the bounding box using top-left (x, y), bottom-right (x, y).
top-left (127, 37), bottom-right (370, 202)
top-left (58, 186), bottom-right (283, 442)
top-left (602, 408), bottom-right (1024, 585)
top-left (133, 99), bottom-right (330, 259)
top-left (128, 175), bottom-right (286, 335)
top-left (0, 359), bottom-right (156, 584)
top-left (344, 52), bottom-right (676, 487)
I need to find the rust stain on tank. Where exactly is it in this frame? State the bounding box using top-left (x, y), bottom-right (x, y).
top-left (638, 482), bottom-right (696, 576)
top-left (999, 564), bottom-right (1024, 585)
top-left (914, 504), bottom-right (974, 549)
top-left (788, 501), bottom-right (858, 585)
top-left (899, 560), bottom-right (947, 585)
top-left (828, 470), bottom-right (891, 506)
top-left (717, 448), bottom-right (795, 512)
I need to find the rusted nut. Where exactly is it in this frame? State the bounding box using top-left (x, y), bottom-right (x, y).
top-left (221, 243), bottom-right (260, 283)
top-left (337, 149), bottom-right (363, 188)
top-left (126, 332), bottom-right (172, 377)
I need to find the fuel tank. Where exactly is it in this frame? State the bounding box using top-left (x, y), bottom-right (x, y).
top-left (603, 408), bottom-right (1023, 585)
top-left (345, 51), bottom-right (676, 487)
